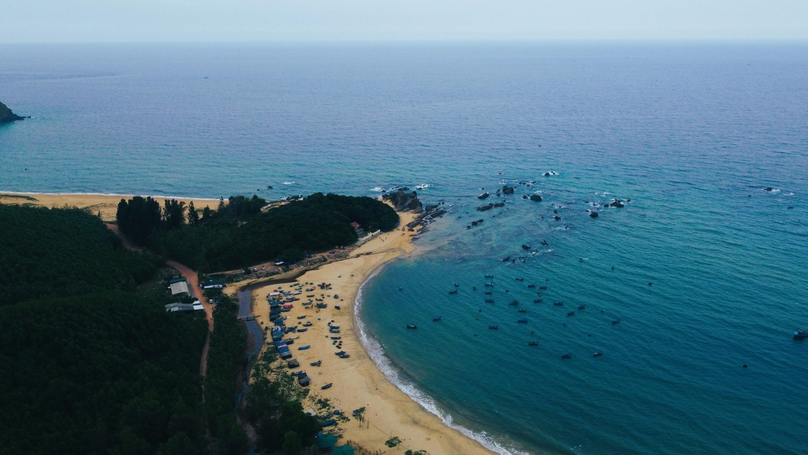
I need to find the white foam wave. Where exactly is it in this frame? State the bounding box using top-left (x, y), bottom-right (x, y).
top-left (282, 181), bottom-right (295, 185)
top-left (354, 272), bottom-right (528, 455)
top-left (414, 183), bottom-right (431, 190)
top-left (369, 186), bottom-right (386, 193)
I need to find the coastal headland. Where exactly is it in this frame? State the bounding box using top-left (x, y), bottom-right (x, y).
top-left (239, 210), bottom-right (494, 455)
top-left (2, 191), bottom-right (491, 454)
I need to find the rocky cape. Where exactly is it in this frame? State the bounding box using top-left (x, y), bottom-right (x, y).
top-left (0, 101), bottom-right (26, 123)
top-left (382, 189), bottom-right (446, 231)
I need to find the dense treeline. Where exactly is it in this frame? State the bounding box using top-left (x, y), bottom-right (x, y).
top-left (118, 192), bottom-right (399, 272)
top-left (0, 205), bottom-right (162, 306)
top-left (246, 358), bottom-right (322, 453)
top-left (203, 294), bottom-right (249, 454)
top-left (0, 204), bottom-right (246, 454)
top-left (0, 292), bottom-right (209, 455)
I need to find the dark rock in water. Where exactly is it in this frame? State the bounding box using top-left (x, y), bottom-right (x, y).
top-left (521, 244), bottom-right (531, 250)
top-left (589, 212), bottom-right (599, 218)
top-left (425, 204), bottom-right (439, 212)
top-left (502, 185), bottom-right (515, 195)
top-left (554, 215), bottom-right (561, 221)
top-left (496, 190), bottom-right (501, 196)
top-left (530, 194), bottom-right (542, 202)
top-left (502, 256), bottom-right (511, 262)
top-left (493, 201), bottom-right (505, 208)
top-left (0, 101), bottom-right (26, 123)
top-left (383, 189), bottom-right (423, 212)
top-left (764, 187), bottom-right (773, 192)
top-left (609, 199), bottom-right (625, 208)
top-left (477, 203), bottom-right (494, 212)
top-left (522, 195), bottom-right (528, 200)
top-left (478, 192), bottom-right (490, 200)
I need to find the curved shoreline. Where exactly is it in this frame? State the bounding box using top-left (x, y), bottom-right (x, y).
top-left (353, 267), bottom-right (526, 455)
top-left (243, 211), bottom-right (495, 454)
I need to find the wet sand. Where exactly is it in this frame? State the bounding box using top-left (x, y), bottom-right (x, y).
top-left (244, 211), bottom-right (494, 455)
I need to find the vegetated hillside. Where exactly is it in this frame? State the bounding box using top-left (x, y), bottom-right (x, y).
top-left (0, 292), bottom-right (210, 455)
top-left (121, 192), bottom-right (399, 272)
top-left (0, 204), bottom-right (251, 454)
top-left (0, 205), bottom-right (162, 306)
top-left (0, 100), bottom-right (24, 122)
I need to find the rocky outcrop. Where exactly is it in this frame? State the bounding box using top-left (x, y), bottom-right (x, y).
top-left (406, 202), bottom-right (446, 232)
top-left (589, 212), bottom-right (599, 218)
top-left (502, 185), bottom-right (515, 195)
top-left (383, 189), bottom-right (423, 212)
top-left (477, 203), bottom-right (494, 212)
top-left (0, 101), bottom-right (25, 123)
top-left (530, 194), bottom-right (542, 202)
top-left (608, 199), bottom-right (625, 208)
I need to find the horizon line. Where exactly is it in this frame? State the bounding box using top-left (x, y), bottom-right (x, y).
top-left (2, 37), bottom-right (808, 46)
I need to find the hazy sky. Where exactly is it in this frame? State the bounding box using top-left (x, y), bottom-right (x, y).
top-left (2, 0), bottom-right (807, 43)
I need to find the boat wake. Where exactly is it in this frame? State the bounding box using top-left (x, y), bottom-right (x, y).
top-left (354, 269), bottom-right (528, 455)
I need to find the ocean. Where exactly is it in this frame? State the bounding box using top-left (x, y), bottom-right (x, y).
top-left (1, 42), bottom-right (807, 454)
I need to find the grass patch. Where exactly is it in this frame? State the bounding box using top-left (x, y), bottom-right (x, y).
top-left (0, 194), bottom-right (38, 202)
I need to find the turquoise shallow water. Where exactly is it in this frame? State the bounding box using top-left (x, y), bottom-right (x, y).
top-left (1, 43), bottom-right (807, 454)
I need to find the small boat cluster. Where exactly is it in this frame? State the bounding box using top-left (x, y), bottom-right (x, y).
top-left (399, 274), bottom-right (622, 361)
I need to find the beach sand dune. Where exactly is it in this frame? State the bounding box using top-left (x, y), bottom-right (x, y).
top-left (245, 211), bottom-right (494, 455)
top-left (0, 193), bottom-right (219, 222)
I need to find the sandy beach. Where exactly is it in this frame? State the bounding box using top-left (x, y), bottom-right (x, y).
top-left (2, 192), bottom-right (491, 453)
top-left (243, 211), bottom-right (494, 455)
top-left (0, 192), bottom-right (220, 222)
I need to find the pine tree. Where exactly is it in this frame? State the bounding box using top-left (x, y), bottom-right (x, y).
top-left (188, 202), bottom-right (200, 226)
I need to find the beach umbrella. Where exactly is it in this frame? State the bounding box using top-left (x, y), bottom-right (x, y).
top-left (331, 445), bottom-right (355, 455)
top-left (315, 433), bottom-right (338, 449)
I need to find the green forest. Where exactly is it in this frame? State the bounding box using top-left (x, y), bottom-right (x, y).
top-left (0, 205), bottom-right (162, 306)
top-left (0, 205), bottom-right (244, 454)
top-left (117, 192), bottom-right (399, 272)
top-left (0, 201), bottom-right (365, 454)
top-left (0, 292), bottom-right (209, 455)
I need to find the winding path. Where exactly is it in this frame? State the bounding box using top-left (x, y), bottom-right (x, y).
top-left (105, 223), bottom-right (215, 377)
top-left (166, 260), bottom-right (215, 377)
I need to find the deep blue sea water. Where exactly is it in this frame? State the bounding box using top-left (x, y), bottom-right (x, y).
top-left (2, 42), bottom-right (807, 454)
